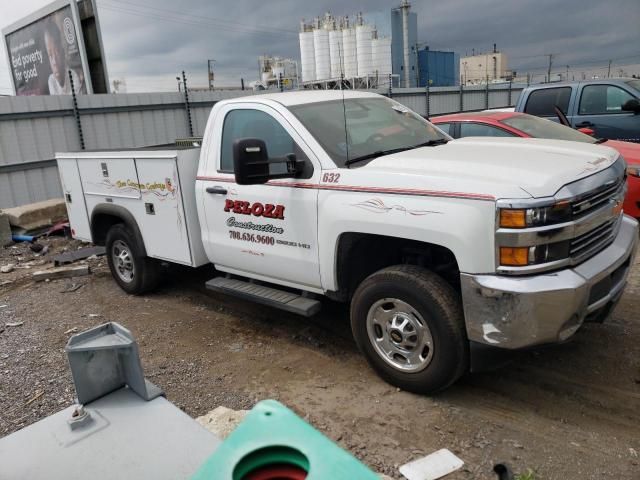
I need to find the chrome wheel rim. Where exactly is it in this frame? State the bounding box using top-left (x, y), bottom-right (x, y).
top-left (366, 298), bottom-right (434, 372)
top-left (112, 240), bottom-right (134, 283)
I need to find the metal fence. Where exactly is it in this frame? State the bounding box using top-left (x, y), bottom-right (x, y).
top-left (0, 83), bottom-right (525, 209)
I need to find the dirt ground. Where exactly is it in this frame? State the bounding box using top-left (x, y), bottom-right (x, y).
top-left (1, 236), bottom-right (639, 479)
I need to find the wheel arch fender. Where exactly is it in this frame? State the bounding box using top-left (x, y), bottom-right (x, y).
top-left (90, 204), bottom-right (148, 256)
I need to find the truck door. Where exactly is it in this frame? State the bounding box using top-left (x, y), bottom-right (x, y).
top-left (199, 103), bottom-right (322, 290)
top-left (571, 83), bottom-right (639, 142)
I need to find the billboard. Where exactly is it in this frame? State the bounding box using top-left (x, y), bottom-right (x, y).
top-left (3, 0), bottom-right (108, 96)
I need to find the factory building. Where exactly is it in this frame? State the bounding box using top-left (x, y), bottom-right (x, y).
top-left (417, 48), bottom-right (459, 87)
top-left (254, 56), bottom-right (298, 90)
top-left (460, 47), bottom-right (509, 85)
top-left (391, 1), bottom-right (417, 88)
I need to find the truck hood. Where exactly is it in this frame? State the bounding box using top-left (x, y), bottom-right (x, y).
top-left (363, 137), bottom-right (620, 199)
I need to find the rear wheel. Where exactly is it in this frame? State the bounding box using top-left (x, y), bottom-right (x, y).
top-left (106, 224), bottom-right (159, 294)
top-left (350, 265), bottom-right (468, 394)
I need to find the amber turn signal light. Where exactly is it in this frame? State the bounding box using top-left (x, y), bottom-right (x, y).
top-left (500, 247), bottom-right (529, 266)
top-left (499, 209), bottom-right (526, 228)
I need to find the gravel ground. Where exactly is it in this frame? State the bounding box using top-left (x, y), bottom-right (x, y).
top-left (1, 236), bottom-right (639, 479)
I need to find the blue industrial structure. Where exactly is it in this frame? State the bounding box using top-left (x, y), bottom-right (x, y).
top-left (417, 48), bottom-right (460, 87)
top-left (365, 7), bottom-right (418, 87)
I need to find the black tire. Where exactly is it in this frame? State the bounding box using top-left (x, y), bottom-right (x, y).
top-left (350, 265), bottom-right (468, 394)
top-left (105, 224), bottom-right (160, 295)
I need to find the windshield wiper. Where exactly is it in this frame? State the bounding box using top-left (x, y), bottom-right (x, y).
top-left (344, 138), bottom-right (449, 167)
top-left (595, 138), bottom-right (608, 144)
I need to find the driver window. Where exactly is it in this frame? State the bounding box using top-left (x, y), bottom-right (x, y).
top-left (220, 109), bottom-right (307, 173)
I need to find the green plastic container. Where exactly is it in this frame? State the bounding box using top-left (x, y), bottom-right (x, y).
top-left (191, 399), bottom-right (379, 480)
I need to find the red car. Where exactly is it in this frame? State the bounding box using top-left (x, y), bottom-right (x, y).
top-left (432, 111), bottom-right (640, 218)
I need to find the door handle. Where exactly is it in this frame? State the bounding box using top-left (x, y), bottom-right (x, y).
top-left (575, 121), bottom-right (594, 128)
top-left (206, 186), bottom-right (228, 195)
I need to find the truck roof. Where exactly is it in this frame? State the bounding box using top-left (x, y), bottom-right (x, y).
top-left (522, 78), bottom-right (637, 90)
top-left (222, 90), bottom-right (381, 107)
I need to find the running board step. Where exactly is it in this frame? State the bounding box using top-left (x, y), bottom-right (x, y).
top-left (205, 277), bottom-right (321, 317)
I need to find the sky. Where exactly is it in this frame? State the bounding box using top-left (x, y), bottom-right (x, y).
top-left (1, 0), bottom-right (639, 94)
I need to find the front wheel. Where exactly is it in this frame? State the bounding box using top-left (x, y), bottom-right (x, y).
top-left (106, 224), bottom-right (159, 295)
top-left (350, 265), bottom-right (468, 394)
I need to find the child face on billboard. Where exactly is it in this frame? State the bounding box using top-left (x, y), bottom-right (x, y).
top-left (45, 28), bottom-right (66, 85)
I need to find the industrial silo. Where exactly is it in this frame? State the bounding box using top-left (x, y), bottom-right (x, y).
top-left (342, 27), bottom-right (357, 78)
top-left (329, 29), bottom-right (343, 78)
top-left (299, 29), bottom-right (316, 82)
top-left (313, 27), bottom-right (331, 81)
top-left (372, 37), bottom-right (392, 79)
top-left (356, 24), bottom-right (374, 77)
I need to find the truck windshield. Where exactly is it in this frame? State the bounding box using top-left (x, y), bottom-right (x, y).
top-left (289, 97), bottom-right (448, 168)
top-left (500, 114), bottom-right (596, 144)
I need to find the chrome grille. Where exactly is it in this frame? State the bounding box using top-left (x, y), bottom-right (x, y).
top-left (571, 178), bottom-right (624, 217)
top-left (570, 217), bottom-right (618, 263)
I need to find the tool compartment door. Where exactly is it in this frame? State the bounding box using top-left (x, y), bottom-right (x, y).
top-left (134, 157), bottom-right (192, 265)
top-left (57, 158), bottom-right (91, 242)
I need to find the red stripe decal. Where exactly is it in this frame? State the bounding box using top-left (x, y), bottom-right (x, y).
top-left (195, 175), bottom-right (495, 200)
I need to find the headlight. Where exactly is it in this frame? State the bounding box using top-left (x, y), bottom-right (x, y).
top-left (627, 166), bottom-right (640, 177)
top-left (499, 202), bottom-right (572, 228)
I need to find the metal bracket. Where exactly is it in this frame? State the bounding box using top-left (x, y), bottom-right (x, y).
top-left (65, 322), bottom-right (163, 404)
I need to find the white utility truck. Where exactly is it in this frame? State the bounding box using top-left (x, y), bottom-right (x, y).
top-left (57, 91), bottom-right (638, 393)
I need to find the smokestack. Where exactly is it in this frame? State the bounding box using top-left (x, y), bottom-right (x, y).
top-left (401, 0), bottom-right (411, 88)
top-left (493, 43), bottom-right (497, 53)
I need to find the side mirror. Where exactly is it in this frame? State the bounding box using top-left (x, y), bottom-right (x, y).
top-left (621, 98), bottom-right (640, 113)
top-left (233, 138), bottom-right (303, 185)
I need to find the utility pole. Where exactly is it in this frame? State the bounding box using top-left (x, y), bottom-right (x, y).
top-left (566, 65), bottom-right (569, 81)
top-left (208, 59), bottom-right (216, 90)
top-left (545, 54), bottom-right (554, 83)
top-left (607, 59), bottom-right (612, 78)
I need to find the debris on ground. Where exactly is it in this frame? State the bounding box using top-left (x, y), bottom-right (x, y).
top-left (64, 327), bottom-right (79, 334)
top-left (24, 390), bottom-right (44, 406)
top-left (3, 199), bottom-right (67, 233)
top-left (1, 264), bottom-right (15, 274)
top-left (32, 265), bottom-right (90, 282)
top-left (399, 449), bottom-right (464, 480)
top-left (54, 246), bottom-right (106, 267)
top-left (29, 243), bottom-right (44, 253)
top-left (5, 322), bottom-right (24, 327)
top-left (0, 213), bottom-right (11, 247)
top-left (60, 282), bottom-right (84, 293)
top-left (196, 406), bottom-right (249, 439)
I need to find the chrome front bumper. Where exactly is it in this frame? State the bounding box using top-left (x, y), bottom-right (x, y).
top-left (461, 215), bottom-right (638, 349)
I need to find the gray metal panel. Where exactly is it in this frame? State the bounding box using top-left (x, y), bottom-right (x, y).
top-left (0, 388), bottom-right (220, 480)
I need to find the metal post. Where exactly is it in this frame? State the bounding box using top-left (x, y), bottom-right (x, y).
top-left (68, 69), bottom-right (85, 150)
top-left (485, 82), bottom-right (489, 110)
top-left (241, 78), bottom-right (245, 91)
top-left (459, 83), bottom-right (464, 112)
top-left (388, 73), bottom-right (393, 97)
top-left (182, 70), bottom-right (194, 138)
top-left (508, 79), bottom-right (513, 106)
top-left (279, 73), bottom-right (284, 92)
top-left (425, 84), bottom-right (430, 119)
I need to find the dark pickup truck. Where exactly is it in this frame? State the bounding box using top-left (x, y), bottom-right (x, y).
top-left (515, 78), bottom-right (640, 143)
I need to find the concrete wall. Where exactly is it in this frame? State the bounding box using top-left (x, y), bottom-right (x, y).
top-left (0, 84), bottom-right (523, 208)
